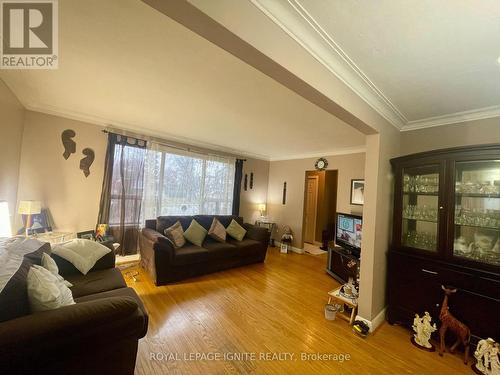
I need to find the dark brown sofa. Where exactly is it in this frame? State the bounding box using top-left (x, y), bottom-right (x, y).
top-left (0, 245), bottom-right (148, 375)
top-left (140, 215), bottom-right (270, 285)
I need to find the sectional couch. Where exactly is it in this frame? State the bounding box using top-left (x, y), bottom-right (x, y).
top-left (0, 239), bottom-right (148, 375)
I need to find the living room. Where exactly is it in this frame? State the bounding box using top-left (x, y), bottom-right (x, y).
top-left (0, 1), bottom-right (499, 374)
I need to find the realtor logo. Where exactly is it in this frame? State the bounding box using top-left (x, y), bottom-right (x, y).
top-left (1, 0), bottom-right (58, 69)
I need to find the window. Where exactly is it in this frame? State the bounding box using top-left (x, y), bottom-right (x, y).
top-left (141, 144), bottom-right (235, 221)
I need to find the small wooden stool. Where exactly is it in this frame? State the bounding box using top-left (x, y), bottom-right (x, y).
top-left (327, 287), bottom-right (358, 325)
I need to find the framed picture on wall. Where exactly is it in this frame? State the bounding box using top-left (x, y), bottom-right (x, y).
top-left (350, 179), bottom-right (365, 206)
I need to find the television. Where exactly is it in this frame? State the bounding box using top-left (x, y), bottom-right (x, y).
top-left (335, 212), bottom-right (362, 256)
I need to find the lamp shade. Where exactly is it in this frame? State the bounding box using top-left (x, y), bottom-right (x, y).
top-left (258, 203), bottom-right (266, 212)
top-left (18, 201), bottom-right (41, 215)
top-left (0, 201), bottom-right (11, 237)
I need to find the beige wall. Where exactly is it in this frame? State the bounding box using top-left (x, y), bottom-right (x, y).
top-left (358, 129), bottom-right (400, 321)
top-left (0, 79), bottom-right (24, 232)
top-left (401, 117), bottom-right (500, 154)
top-left (16, 111), bottom-right (106, 233)
top-left (267, 152), bottom-right (365, 248)
top-left (0, 80), bottom-right (24, 233)
top-left (239, 158), bottom-right (270, 224)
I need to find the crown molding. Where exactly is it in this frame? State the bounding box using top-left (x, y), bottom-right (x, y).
top-left (23, 103), bottom-right (271, 161)
top-left (269, 146), bottom-right (366, 162)
top-left (250, 0), bottom-right (500, 133)
top-left (402, 104), bottom-right (500, 131)
top-left (250, 0), bottom-right (407, 130)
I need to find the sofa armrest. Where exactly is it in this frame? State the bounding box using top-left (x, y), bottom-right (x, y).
top-left (52, 249), bottom-right (116, 277)
top-left (243, 223), bottom-right (271, 245)
top-left (0, 296), bottom-right (145, 356)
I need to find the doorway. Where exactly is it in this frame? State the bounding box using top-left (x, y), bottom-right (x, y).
top-left (302, 170), bottom-right (338, 250)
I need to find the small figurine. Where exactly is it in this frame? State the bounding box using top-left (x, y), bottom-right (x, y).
top-left (411, 311), bottom-right (437, 350)
top-left (438, 286), bottom-right (471, 365)
top-left (474, 338), bottom-right (500, 375)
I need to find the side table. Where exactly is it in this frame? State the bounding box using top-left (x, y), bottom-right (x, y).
top-left (31, 231), bottom-right (75, 245)
top-left (255, 220), bottom-right (276, 246)
top-left (327, 286), bottom-right (358, 325)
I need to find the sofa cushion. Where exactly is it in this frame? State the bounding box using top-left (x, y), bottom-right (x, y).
top-left (156, 216), bottom-right (193, 235)
top-left (226, 219), bottom-right (247, 241)
top-left (193, 215), bottom-right (243, 231)
top-left (183, 220), bottom-right (207, 247)
top-left (65, 268), bottom-right (126, 298)
top-left (227, 238), bottom-right (263, 257)
top-left (27, 265), bottom-right (75, 312)
top-left (164, 221), bottom-right (185, 248)
top-left (203, 241), bottom-right (238, 260)
top-left (208, 218), bottom-right (226, 243)
top-left (52, 239), bottom-right (111, 275)
top-left (41, 253), bottom-right (72, 287)
top-left (0, 238), bottom-right (50, 322)
top-left (172, 245), bottom-right (209, 266)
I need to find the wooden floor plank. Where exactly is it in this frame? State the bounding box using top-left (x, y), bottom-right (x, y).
top-left (125, 247), bottom-right (471, 375)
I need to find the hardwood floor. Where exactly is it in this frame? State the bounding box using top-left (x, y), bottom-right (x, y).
top-left (124, 247), bottom-right (471, 375)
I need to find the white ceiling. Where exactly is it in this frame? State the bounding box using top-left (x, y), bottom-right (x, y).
top-left (0, 0), bottom-right (365, 161)
top-left (250, 0), bottom-right (500, 130)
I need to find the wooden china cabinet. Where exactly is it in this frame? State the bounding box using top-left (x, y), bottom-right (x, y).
top-left (387, 144), bottom-right (500, 345)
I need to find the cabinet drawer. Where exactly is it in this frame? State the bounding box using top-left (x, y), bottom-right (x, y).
top-left (475, 276), bottom-right (500, 300)
top-left (435, 267), bottom-right (473, 292)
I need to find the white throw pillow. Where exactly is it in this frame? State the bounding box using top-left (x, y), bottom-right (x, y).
top-left (27, 265), bottom-right (75, 312)
top-left (41, 252), bottom-right (58, 274)
top-left (41, 253), bottom-right (72, 287)
top-left (51, 239), bottom-right (111, 275)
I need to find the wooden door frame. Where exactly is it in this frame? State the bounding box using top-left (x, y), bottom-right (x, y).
top-left (302, 174), bottom-right (319, 245)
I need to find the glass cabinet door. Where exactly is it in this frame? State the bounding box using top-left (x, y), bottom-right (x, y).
top-left (401, 165), bottom-right (440, 252)
top-left (453, 160), bottom-right (500, 266)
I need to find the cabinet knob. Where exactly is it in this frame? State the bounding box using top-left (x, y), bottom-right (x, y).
top-left (439, 206), bottom-right (444, 210)
top-left (436, 304), bottom-right (440, 307)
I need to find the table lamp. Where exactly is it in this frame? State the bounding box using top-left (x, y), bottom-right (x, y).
top-left (0, 201), bottom-right (11, 237)
top-left (18, 200), bottom-right (41, 236)
top-left (258, 203), bottom-right (266, 218)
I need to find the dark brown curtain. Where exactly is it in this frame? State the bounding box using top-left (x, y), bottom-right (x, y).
top-left (232, 159), bottom-right (244, 216)
top-left (98, 133), bottom-right (146, 255)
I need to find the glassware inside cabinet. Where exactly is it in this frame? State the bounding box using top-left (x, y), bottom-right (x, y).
top-left (401, 166), bottom-right (440, 252)
top-left (453, 160), bottom-right (500, 266)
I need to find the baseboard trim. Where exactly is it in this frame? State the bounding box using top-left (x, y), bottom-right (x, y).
top-left (275, 241), bottom-right (304, 254)
top-left (355, 306), bottom-right (387, 333)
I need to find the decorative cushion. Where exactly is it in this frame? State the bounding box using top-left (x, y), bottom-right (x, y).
top-left (41, 252), bottom-right (58, 274)
top-left (226, 219), bottom-right (247, 241)
top-left (41, 253), bottom-right (72, 287)
top-left (51, 239), bottom-right (111, 275)
top-left (183, 220), bottom-right (208, 247)
top-left (0, 238), bottom-right (50, 322)
top-left (208, 218), bottom-right (226, 243)
top-left (164, 221), bottom-right (186, 248)
top-left (27, 265), bottom-right (75, 312)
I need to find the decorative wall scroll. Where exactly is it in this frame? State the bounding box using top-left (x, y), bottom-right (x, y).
top-left (244, 174), bottom-right (248, 191)
top-left (80, 148), bottom-right (95, 177)
top-left (61, 129), bottom-right (76, 160)
top-left (250, 172), bottom-right (254, 189)
top-left (61, 129), bottom-right (96, 177)
top-left (282, 182), bottom-right (287, 205)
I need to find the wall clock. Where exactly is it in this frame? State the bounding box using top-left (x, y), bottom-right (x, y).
top-left (315, 157), bottom-right (328, 171)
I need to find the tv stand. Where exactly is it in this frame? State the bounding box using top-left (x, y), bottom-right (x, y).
top-left (326, 246), bottom-right (360, 284)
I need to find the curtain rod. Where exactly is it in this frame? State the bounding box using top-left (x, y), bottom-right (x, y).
top-left (101, 129), bottom-right (246, 161)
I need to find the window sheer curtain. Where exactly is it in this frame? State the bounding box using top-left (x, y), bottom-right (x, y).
top-left (98, 133), bottom-right (146, 255)
top-left (141, 142), bottom-right (236, 221)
